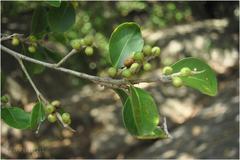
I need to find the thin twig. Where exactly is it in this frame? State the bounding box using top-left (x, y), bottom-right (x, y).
top-left (55, 49), bottom-right (78, 67)
top-left (0, 33), bottom-right (24, 42)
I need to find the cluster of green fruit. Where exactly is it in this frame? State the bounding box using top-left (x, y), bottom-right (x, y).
top-left (162, 66), bottom-right (192, 87)
top-left (1, 95), bottom-right (9, 104)
top-left (11, 35), bottom-right (37, 53)
top-left (108, 45), bottom-right (161, 78)
top-left (70, 35), bottom-right (94, 56)
top-left (45, 100), bottom-right (71, 125)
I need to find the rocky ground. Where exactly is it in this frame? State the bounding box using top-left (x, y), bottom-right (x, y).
top-left (1, 18), bottom-right (239, 159)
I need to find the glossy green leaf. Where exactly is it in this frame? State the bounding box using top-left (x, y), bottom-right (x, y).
top-left (47, 2), bottom-right (76, 32)
top-left (123, 86), bottom-right (162, 138)
top-left (109, 22), bottom-right (144, 68)
top-left (171, 57), bottom-right (218, 96)
top-left (31, 7), bottom-right (48, 36)
top-left (1, 107), bottom-right (30, 129)
top-left (45, 0), bottom-right (61, 7)
top-left (114, 89), bottom-right (129, 105)
top-left (30, 102), bottom-right (46, 129)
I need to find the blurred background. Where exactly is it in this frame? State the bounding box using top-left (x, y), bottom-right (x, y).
top-left (1, 1), bottom-right (239, 159)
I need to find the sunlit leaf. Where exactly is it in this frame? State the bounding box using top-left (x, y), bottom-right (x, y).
top-left (109, 22), bottom-right (144, 68)
top-left (171, 57), bottom-right (218, 96)
top-left (30, 102), bottom-right (46, 129)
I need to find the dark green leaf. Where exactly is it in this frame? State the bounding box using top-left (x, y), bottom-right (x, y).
top-left (26, 50), bottom-right (45, 75)
top-left (47, 2), bottom-right (76, 32)
top-left (31, 7), bottom-right (48, 36)
top-left (171, 57), bottom-right (218, 96)
top-left (114, 89), bottom-right (129, 105)
top-left (45, 0), bottom-right (61, 7)
top-left (109, 22), bottom-right (144, 68)
top-left (1, 107), bottom-right (30, 129)
top-left (30, 102), bottom-right (46, 129)
top-left (123, 86), bottom-right (163, 138)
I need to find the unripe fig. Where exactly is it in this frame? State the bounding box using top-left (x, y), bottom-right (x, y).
top-left (29, 35), bottom-right (37, 42)
top-left (143, 45), bottom-right (152, 56)
top-left (62, 113), bottom-right (71, 123)
top-left (172, 77), bottom-right (183, 88)
top-left (151, 46), bottom-right (161, 56)
top-left (45, 104), bottom-right (55, 114)
top-left (1, 96), bottom-right (9, 104)
top-left (133, 52), bottom-right (144, 61)
top-left (124, 58), bottom-right (134, 68)
top-left (180, 67), bottom-right (192, 76)
top-left (143, 63), bottom-right (152, 71)
top-left (28, 45), bottom-right (36, 53)
top-left (11, 37), bottom-right (19, 46)
top-left (64, 118), bottom-right (71, 125)
top-left (108, 67), bottom-right (117, 77)
top-left (163, 66), bottom-right (173, 75)
top-left (122, 69), bottom-right (132, 78)
top-left (51, 100), bottom-right (61, 107)
top-left (85, 47), bottom-right (93, 56)
top-left (84, 35), bottom-right (94, 46)
top-left (70, 39), bottom-right (82, 50)
top-left (129, 62), bottom-right (140, 73)
top-left (48, 114), bottom-right (57, 123)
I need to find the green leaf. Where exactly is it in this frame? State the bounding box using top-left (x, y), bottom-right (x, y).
top-left (45, 0), bottom-right (61, 7)
top-left (47, 2), bottom-right (76, 32)
top-left (26, 50), bottom-right (45, 75)
top-left (123, 86), bottom-right (165, 139)
top-left (114, 89), bottom-right (129, 105)
top-left (31, 7), bottom-right (48, 36)
top-left (1, 107), bottom-right (30, 129)
top-left (171, 57), bottom-right (218, 96)
top-left (109, 22), bottom-right (144, 68)
top-left (30, 102), bottom-right (46, 129)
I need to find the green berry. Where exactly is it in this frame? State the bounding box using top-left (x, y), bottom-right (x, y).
top-left (62, 113), bottom-right (71, 123)
top-left (11, 37), bottom-right (19, 46)
top-left (45, 105), bottom-right (55, 114)
top-left (1, 96), bottom-right (9, 104)
top-left (143, 63), bottom-right (152, 71)
top-left (48, 114), bottom-right (57, 123)
top-left (29, 35), bottom-right (37, 42)
top-left (65, 118), bottom-right (71, 125)
top-left (28, 46), bottom-right (36, 53)
top-left (172, 77), bottom-right (183, 88)
top-left (124, 58), bottom-right (134, 68)
top-left (85, 47), bottom-right (93, 56)
top-left (143, 45), bottom-right (152, 56)
top-left (151, 47), bottom-right (161, 56)
top-left (180, 67), bottom-right (192, 76)
top-left (163, 66), bottom-right (173, 75)
top-left (122, 69), bottom-right (132, 78)
top-left (108, 67), bottom-right (117, 77)
top-left (84, 35), bottom-right (94, 46)
top-left (70, 39), bottom-right (82, 50)
top-left (129, 62), bottom-right (140, 74)
top-left (133, 52), bottom-right (144, 61)
top-left (51, 100), bottom-right (61, 107)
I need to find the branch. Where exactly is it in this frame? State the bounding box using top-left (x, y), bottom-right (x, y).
top-left (0, 33), bottom-right (24, 42)
top-left (55, 49), bottom-right (78, 67)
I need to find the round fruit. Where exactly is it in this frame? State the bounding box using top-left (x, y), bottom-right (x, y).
top-left (129, 62), bottom-right (140, 73)
top-left (62, 113), bottom-right (71, 123)
top-left (163, 66), bottom-right (173, 75)
top-left (108, 67), bottom-right (117, 77)
top-left (133, 52), bottom-right (144, 61)
top-left (122, 69), bottom-right (132, 78)
top-left (85, 47), bottom-right (93, 56)
top-left (51, 100), bottom-right (61, 107)
top-left (84, 35), bottom-right (94, 46)
top-left (143, 45), bottom-right (152, 56)
top-left (151, 47), bottom-right (161, 56)
top-left (48, 114), bottom-right (57, 123)
top-left (70, 39), bottom-right (82, 50)
top-left (1, 96), bottom-right (9, 104)
top-left (11, 37), bottom-right (19, 46)
top-left (143, 63), bottom-right (152, 71)
top-left (28, 46), bottom-right (36, 53)
top-left (45, 104), bottom-right (55, 114)
top-left (64, 118), bottom-right (71, 125)
top-left (180, 67), bottom-right (192, 76)
top-left (29, 35), bottom-right (37, 42)
top-left (124, 58), bottom-right (134, 68)
top-left (172, 77), bottom-right (183, 88)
